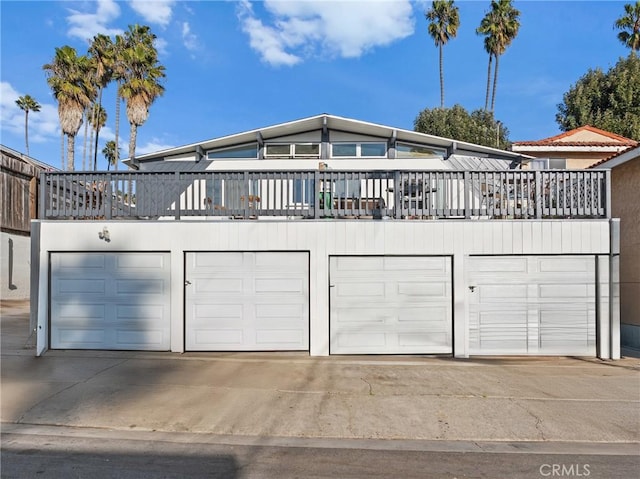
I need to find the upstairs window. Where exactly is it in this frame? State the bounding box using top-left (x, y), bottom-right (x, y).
top-left (396, 142), bottom-right (446, 159)
top-left (331, 142), bottom-right (387, 158)
top-left (207, 143), bottom-right (258, 159)
top-left (265, 143), bottom-right (320, 158)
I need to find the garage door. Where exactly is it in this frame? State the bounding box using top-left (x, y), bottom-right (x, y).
top-left (185, 252), bottom-right (309, 351)
top-left (330, 256), bottom-right (452, 354)
top-left (468, 255), bottom-right (596, 356)
top-left (50, 252), bottom-right (171, 350)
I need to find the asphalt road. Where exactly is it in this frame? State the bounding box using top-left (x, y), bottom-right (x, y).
top-left (2, 429), bottom-right (638, 479)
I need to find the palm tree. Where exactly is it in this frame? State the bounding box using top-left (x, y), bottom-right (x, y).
top-left (43, 46), bottom-right (95, 170)
top-left (477, 16), bottom-right (497, 111)
top-left (615, 2), bottom-right (640, 54)
top-left (120, 25), bottom-right (165, 164)
top-left (111, 34), bottom-right (128, 171)
top-left (88, 103), bottom-right (107, 170)
top-left (477, 0), bottom-right (520, 112)
top-left (88, 34), bottom-right (115, 168)
top-left (425, 0), bottom-right (460, 109)
top-left (15, 95), bottom-right (41, 156)
top-left (102, 140), bottom-right (119, 171)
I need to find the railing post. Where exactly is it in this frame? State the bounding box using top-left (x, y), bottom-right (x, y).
top-left (105, 173), bottom-right (112, 220)
top-left (394, 171), bottom-right (402, 219)
top-left (175, 171), bottom-right (181, 220)
top-left (313, 170), bottom-right (320, 219)
top-left (535, 170), bottom-right (542, 219)
top-left (463, 171), bottom-right (470, 219)
top-left (605, 169), bottom-right (611, 219)
top-left (243, 171), bottom-right (250, 219)
top-left (39, 172), bottom-right (46, 219)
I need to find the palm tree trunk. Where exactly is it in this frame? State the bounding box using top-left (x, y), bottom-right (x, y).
top-left (88, 127), bottom-right (95, 170)
top-left (93, 88), bottom-right (103, 170)
top-left (127, 123), bottom-right (137, 204)
top-left (24, 111), bottom-right (29, 156)
top-left (490, 54), bottom-right (500, 113)
top-left (67, 134), bottom-right (75, 171)
top-left (82, 109), bottom-right (88, 171)
top-left (484, 54), bottom-right (493, 111)
top-left (439, 43), bottom-right (444, 109)
top-left (129, 122), bottom-right (137, 165)
top-left (114, 85), bottom-right (120, 171)
top-left (60, 132), bottom-right (65, 170)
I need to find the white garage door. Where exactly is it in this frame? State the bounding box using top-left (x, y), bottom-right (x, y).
top-left (330, 256), bottom-right (452, 354)
top-left (50, 252), bottom-right (171, 350)
top-left (468, 255), bottom-right (596, 356)
top-left (185, 252), bottom-right (309, 351)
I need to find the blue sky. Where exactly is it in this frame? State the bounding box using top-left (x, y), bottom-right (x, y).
top-left (0, 0), bottom-right (631, 170)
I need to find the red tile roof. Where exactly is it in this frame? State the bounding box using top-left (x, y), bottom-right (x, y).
top-left (513, 125), bottom-right (638, 147)
top-left (588, 144), bottom-right (640, 168)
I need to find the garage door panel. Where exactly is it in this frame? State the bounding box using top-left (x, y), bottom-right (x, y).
top-left (115, 279), bottom-right (164, 295)
top-left (468, 255), bottom-right (596, 356)
top-left (336, 282), bottom-right (385, 297)
top-left (57, 279), bottom-right (106, 294)
top-left (51, 252), bottom-right (171, 351)
top-left (479, 284), bottom-right (527, 301)
top-left (398, 332), bottom-right (450, 348)
top-left (115, 253), bottom-right (166, 270)
top-left (56, 328), bottom-right (106, 346)
top-left (195, 278), bottom-right (244, 293)
top-left (116, 329), bottom-right (164, 347)
top-left (255, 278), bottom-right (304, 293)
top-left (538, 257), bottom-right (592, 273)
top-left (397, 282), bottom-right (445, 296)
top-left (56, 253), bottom-right (106, 269)
top-left (330, 256), bottom-right (452, 355)
top-left (539, 284), bottom-right (591, 298)
top-left (384, 256), bottom-right (446, 272)
top-left (256, 329), bottom-right (304, 345)
top-left (186, 252), bottom-right (309, 351)
top-left (117, 304), bottom-right (165, 320)
top-left (194, 329), bottom-right (244, 346)
top-left (256, 304), bottom-right (304, 318)
top-left (337, 332), bottom-right (387, 348)
top-left (335, 257), bottom-right (384, 271)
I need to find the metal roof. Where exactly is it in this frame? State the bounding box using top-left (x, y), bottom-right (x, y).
top-left (130, 114), bottom-right (528, 164)
top-left (446, 154), bottom-right (512, 170)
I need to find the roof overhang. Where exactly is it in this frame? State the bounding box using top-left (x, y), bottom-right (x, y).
top-left (126, 114), bottom-right (528, 165)
top-left (591, 146), bottom-right (640, 169)
top-left (511, 145), bottom-right (629, 153)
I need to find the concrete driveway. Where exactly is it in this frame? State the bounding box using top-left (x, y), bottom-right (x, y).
top-left (2, 300), bottom-right (639, 443)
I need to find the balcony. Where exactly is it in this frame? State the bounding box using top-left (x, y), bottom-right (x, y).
top-left (39, 169), bottom-right (610, 221)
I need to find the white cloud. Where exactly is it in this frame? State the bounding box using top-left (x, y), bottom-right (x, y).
top-left (129, 0), bottom-right (176, 27)
top-left (237, 0), bottom-right (415, 67)
top-left (136, 139), bottom-right (176, 155)
top-left (182, 22), bottom-right (199, 52)
top-left (66, 0), bottom-right (123, 41)
top-left (0, 82), bottom-right (60, 145)
top-left (155, 37), bottom-right (169, 56)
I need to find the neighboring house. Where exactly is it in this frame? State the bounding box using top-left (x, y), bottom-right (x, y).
top-left (511, 126), bottom-right (637, 169)
top-left (31, 114), bottom-right (620, 360)
top-left (1, 145), bottom-right (55, 300)
top-left (592, 146), bottom-right (640, 350)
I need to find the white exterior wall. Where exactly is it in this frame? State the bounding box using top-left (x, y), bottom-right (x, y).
top-left (33, 219), bottom-right (616, 358)
top-left (1, 231), bottom-right (31, 300)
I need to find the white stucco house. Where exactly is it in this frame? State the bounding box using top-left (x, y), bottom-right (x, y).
top-left (31, 114), bottom-right (620, 359)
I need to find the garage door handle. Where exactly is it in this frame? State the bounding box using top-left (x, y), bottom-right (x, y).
top-left (469, 285), bottom-right (476, 292)
top-left (185, 280), bottom-right (192, 286)
top-left (329, 285), bottom-right (335, 288)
